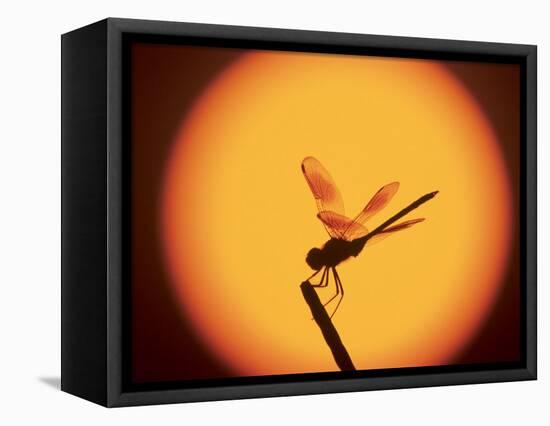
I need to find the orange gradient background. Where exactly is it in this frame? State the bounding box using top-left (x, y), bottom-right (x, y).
top-left (160, 51), bottom-right (514, 376)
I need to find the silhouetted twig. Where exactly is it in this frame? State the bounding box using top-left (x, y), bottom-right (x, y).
top-left (300, 281), bottom-right (356, 371)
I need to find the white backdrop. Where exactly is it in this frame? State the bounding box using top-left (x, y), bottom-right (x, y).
top-left (0, 0), bottom-right (546, 424)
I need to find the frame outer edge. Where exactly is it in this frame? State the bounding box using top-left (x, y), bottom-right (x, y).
top-left (525, 45), bottom-right (537, 379)
top-left (105, 17), bottom-right (536, 55)
top-left (106, 17), bottom-right (125, 407)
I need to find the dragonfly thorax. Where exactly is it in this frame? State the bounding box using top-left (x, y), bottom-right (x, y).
top-left (306, 238), bottom-right (359, 270)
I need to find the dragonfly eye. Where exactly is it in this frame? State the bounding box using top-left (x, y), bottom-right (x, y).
top-left (306, 248), bottom-right (324, 270)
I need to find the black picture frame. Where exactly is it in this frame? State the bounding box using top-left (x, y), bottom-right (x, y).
top-left (61, 17), bottom-right (537, 407)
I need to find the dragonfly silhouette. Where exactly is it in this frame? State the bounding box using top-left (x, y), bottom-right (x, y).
top-left (302, 156), bottom-right (438, 318)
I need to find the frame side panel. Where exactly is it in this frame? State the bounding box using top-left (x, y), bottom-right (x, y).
top-left (61, 19), bottom-right (108, 406)
top-left (106, 18), bottom-right (125, 407)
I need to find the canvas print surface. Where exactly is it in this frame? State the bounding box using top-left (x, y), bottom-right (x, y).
top-left (129, 42), bottom-right (521, 385)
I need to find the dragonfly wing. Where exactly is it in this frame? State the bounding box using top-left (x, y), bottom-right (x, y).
top-left (365, 218), bottom-right (425, 247)
top-left (318, 211), bottom-right (368, 241)
top-left (302, 157), bottom-right (345, 216)
top-left (343, 222), bottom-right (370, 240)
top-left (382, 217), bottom-right (425, 233)
top-left (351, 182), bottom-right (400, 227)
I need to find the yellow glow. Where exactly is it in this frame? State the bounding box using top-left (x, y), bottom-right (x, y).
top-left (161, 51), bottom-right (512, 376)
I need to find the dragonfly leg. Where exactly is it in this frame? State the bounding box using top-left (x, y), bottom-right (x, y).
top-left (329, 268), bottom-right (344, 319)
top-left (307, 268), bottom-right (321, 281)
top-left (321, 267), bottom-right (330, 287)
top-left (309, 267), bottom-right (330, 320)
top-left (323, 267), bottom-right (330, 287)
top-left (310, 266), bottom-right (328, 287)
top-left (306, 269), bottom-right (321, 281)
top-left (322, 267), bottom-right (340, 308)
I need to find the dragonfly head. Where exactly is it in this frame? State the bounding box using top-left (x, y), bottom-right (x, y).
top-left (306, 247), bottom-right (324, 270)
